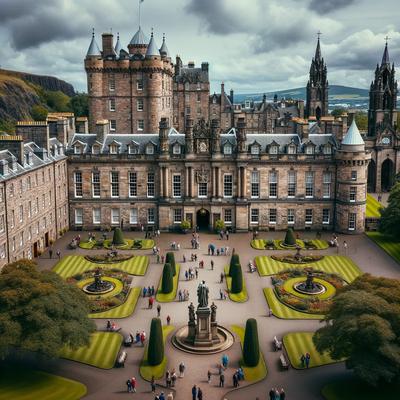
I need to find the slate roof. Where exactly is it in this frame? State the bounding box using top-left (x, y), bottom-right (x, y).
top-left (341, 120), bottom-right (364, 146)
top-left (86, 31), bottom-right (101, 57)
top-left (129, 26), bottom-right (149, 46)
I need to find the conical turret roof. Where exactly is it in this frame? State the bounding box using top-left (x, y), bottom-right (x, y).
top-left (315, 36), bottom-right (322, 61)
top-left (381, 42), bottom-right (390, 65)
top-left (145, 31), bottom-right (160, 58)
top-left (115, 33), bottom-right (123, 55)
top-left (342, 119), bottom-right (364, 146)
top-left (129, 26), bottom-right (149, 46)
top-left (86, 29), bottom-right (101, 57)
top-left (159, 34), bottom-right (169, 57)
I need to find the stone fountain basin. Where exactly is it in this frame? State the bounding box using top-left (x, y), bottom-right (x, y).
top-left (282, 277), bottom-right (337, 300)
top-left (77, 277), bottom-right (123, 298)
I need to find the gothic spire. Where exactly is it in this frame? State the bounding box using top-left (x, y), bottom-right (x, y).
top-left (381, 41), bottom-right (390, 66)
top-left (315, 36), bottom-right (322, 61)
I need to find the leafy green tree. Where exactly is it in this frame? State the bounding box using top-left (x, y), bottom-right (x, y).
top-left (68, 93), bottom-right (89, 117)
top-left (230, 263), bottom-right (243, 294)
top-left (165, 252), bottom-right (176, 276)
top-left (112, 228), bottom-right (125, 245)
top-left (214, 219), bottom-right (225, 232)
top-left (331, 107), bottom-right (347, 117)
top-left (31, 105), bottom-right (48, 121)
top-left (354, 112), bottom-right (368, 131)
top-left (44, 90), bottom-right (70, 112)
top-left (161, 263), bottom-right (173, 294)
top-left (148, 318), bottom-right (164, 366)
top-left (379, 182), bottom-right (400, 237)
top-left (243, 318), bottom-right (260, 367)
top-left (229, 254), bottom-right (240, 276)
top-left (0, 259), bottom-right (95, 359)
top-left (283, 228), bottom-right (296, 246)
top-left (313, 274), bottom-right (400, 386)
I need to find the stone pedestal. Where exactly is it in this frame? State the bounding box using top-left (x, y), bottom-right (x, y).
top-left (211, 321), bottom-right (219, 341)
top-left (194, 307), bottom-right (213, 347)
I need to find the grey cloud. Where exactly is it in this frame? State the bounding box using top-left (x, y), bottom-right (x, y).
top-left (309, 0), bottom-right (357, 14)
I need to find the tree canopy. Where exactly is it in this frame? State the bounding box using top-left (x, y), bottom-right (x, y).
top-left (68, 93), bottom-right (89, 117)
top-left (379, 182), bottom-right (400, 237)
top-left (0, 259), bottom-right (95, 359)
top-left (313, 274), bottom-right (400, 386)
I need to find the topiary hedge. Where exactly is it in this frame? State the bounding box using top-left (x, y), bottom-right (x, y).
top-left (231, 263), bottom-right (243, 294)
top-left (283, 228), bottom-right (296, 246)
top-left (165, 252), bottom-right (176, 276)
top-left (112, 228), bottom-right (125, 246)
top-left (161, 263), bottom-right (173, 294)
top-left (229, 253), bottom-right (240, 276)
top-left (243, 318), bottom-right (260, 367)
top-left (148, 318), bottom-right (164, 366)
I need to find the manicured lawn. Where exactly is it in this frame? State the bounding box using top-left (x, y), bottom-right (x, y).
top-left (251, 239), bottom-right (329, 250)
top-left (60, 332), bottom-right (122, 369)
top-left (283, 332), bottom-right (343, 369)
top-left (255, 255), bottom-right (362, 283)
top-left (224, 265), bottom-right (248, 302)
top-left (140, 325), bottom-right (175, 380)
top-left (53, 255), bottom-right (149, 278)
top-left (0, 367), bottom-right (86, 400)
top-left (366, 194), bottom-right (383, 218)
top-left (79, 238), bottom-right (155, 250)
top-left (321, 377), bottom-right (400, 400)
top-left (231, 325), bottom-right (267, 382)
top-left (156, 264), bottom-right (181, 302)
top-left (263, 288), bottom-right (323, 320)
top-left (89, 287), bottom-right (141, 319)
top-left (366, 231), bottom-right (400, 264)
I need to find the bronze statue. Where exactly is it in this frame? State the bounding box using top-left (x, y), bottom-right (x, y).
top-left (188, 302), bottom-right (195, 323)
top-left (305, 270), bottom-right (315, 290)
top-left (197, 280), bottom-right (209, 307)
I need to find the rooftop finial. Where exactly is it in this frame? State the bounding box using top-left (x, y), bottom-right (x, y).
top-left (92, 27), bottom-right (95, 37)
top-left (151, 27), bottom-right (154, 37)
top-left (163, 32), bottom-right (165, 41)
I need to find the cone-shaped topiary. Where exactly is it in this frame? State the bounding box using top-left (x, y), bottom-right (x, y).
top-left (165, 252), bottom-right (176, 276)
top-left (283, 228), bottom-right (296, 246)
top-left (161, 263), bottom-right (173, 294)
top-left (231, 263), bottom-right (243, 294)
top-left (148, 317), bottom-right (164, 366)
top-left (229, 253), bottom-right (240, 276)
top-left (112, 228), bottom-right (125, 245)
top-left (243, 318), bottom-right (260, 367)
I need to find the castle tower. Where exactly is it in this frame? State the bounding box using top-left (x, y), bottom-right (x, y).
top-left (306, 35), bottom-right (329, 119)
top-left (335, 120), bottom-right (371, 233)
top-left (367, 41), bottom-right (398, 137)
top-left (128, 26), bottom-right (149, 56)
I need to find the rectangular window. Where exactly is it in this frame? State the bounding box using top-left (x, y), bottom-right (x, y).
top-left (269, 209), bottom-right (277, 224)
top-left (348, 213), bottom-right (356, 230)
top-left (110, 171), bottom-right (119, 197)
top-left (198, 182), bottom-right (207, 198)
top-left (110, 120), bottom-right (116, 131)
top-left (0, 215), bottom-right (4, 232)
top-left (109, 75), bottom-right (115, 91)
top-left (305, 209), bottom-right (313, 224)
top-left (173, 174), bottom-right (181, 198)
top-left (251, 171), bottom-right (260, 198)
top-left (351, 171), bottom-right (357, 181)
top-left (147, 172), bottom-right (155, 197)
top-left (224, 209), bottom-right (232, 224)
top-left (129, 172), bottom-right (137, 197)
top-left (109, 98), bottom-right (116, 111)
top-left (137, 80), bottom-right (143, 90)
top-left (130, 209), bottom-right (138, 224)
top-left (251, 209), bottom-right (259, 224)
top-left (111, 208), bottom-right (120, 225)
top-left (148, 208), bottom-right (155, 224)
top-left (350, 186), bottom-right (357, 202)
top-left (137, 120), bottom-right (144, 131)
top-left (305, 171), bottom-right (314, 198)
top-left (173, 209), bottom-right (182, 224)
top-left (92, 172), bottom-right (101, 197)
top-left (269, 171), bottom-right (277, 198)
top-left (93, 208), bottom-right (101, 224)
top-left (137, 98), bottom-right (144, 111)
top-left (323, 172), bottom-right (331, 198)
top-left (19, 205), bottom-right (23, 222)
top-left (75, 208), bottom-right (83, 225)
top-left (288, 171), bottom-right (296, 197)
top-left (287, 209), bottom-right (295, 224)
top-left (223, 174), bottom-right (233, 197)
top-left (323, 209), bottom-right (330, 224)
top-left (74, 171), bottom-right (82, 197)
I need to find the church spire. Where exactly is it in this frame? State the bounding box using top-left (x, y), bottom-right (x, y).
top-left (381, 37), bottom-right (390, 65)
top-left (315, 31), bottom-right (322, 61)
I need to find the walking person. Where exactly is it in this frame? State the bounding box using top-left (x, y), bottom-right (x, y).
top-left (49, 247), bottom-right (53, 259)
top-left (167, 393), bottom-right (174, 400)
top-left (220, 272), bottom-right (224, 283)
top-left (211, 260), bottom-right (214, 270)
top-left (279, 388), bottom-right (286, 400)
top-left (197, 387), bottom-right (203, 400)
top-left (219, 372), bottom-right (225, 387)
top-left (343, 240), bottom-right (348, 254)
top-left (179, 361), bottom-right (185, 378)
top-left (151, 376), bottom-right (156, 393)
top-left (268, 388), bottom-right (275, 400)
top-left (300, 354), bottom-right (306, 368)
top-left (233, 372), bottom-right (238, 388)
top-left (207, 370), bottom-right (211, 384)
top-left (192, 385), bottom-right (197, 400)
top-left (165, 370), bottom-right (171, 388)
top-left (166, 315), bottom-right (171, 325)
top-left (130, 377), bottom-right (137, 393)
top-left (56, 250), bottom-right (61, 259)
top-left (157, 304), bottom-right (161, 317)
top-left (305, 352), bottom-right (311, 368)
top-left (126, 378), bottom-right (133, 393)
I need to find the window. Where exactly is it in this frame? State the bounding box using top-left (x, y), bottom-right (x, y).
top-left (147, 172), bottom-right (155, 197)
top-left (129, 145), bottom-right (138, 154)
top-left (350, 186), bottom-right (357, 202)
top-left (137, 120), bottom-right (144, 131)
top-left (93, 208), bottom-right (101, 224)
top-left (305, 171), bottom-right (314, 198)
top-left (351, 171), bottom-right (357, 181)
top-left (173, 144), bottom-right (181, 154)
top-left (269, 145), bottom-right (278, 155)
top-left (75, 208), bottom-right (83, 225)
top-left (129, 172), bottom-right (137, 197)
top-left (288, 145), bottom-right (296, 154)
top-left (323, 145), bottom-right (332, 155)
top-left (146, 144), bottom-right (154, 154)
top-left (74, 171), bottom-right (83, 197)
top-left (137, 80), bottom-right (143, 90)
top-left (19, 205), bottom-right (23, 222)
top-left (251, 171), bottom-right (259, 198)
top-left (224, 209), bottom-right (232, 224)
top-left (110, 171), bottom-right (119, 197)
top-left (110, 120), bottom-right (116, 131)
top-left (323, 209), bottom-right (330, 224)
top-left (224, 144), bottom-right (232, 155)
top-left (27, 176), bottom-right (31, 190)
top-left (74, 145), bottom-right (82, 154)
top-left (348, 213), bottom-right (356, 230)
top-left (109, 98), bottom-right (116, 111)
top-left (197, 93), bottom-right (201, 102)
top-left (137, 98), bottom-right (144, 111)
top-left (269, 171), bottom-right (277, 198)
top-left (198, 182), bottom-right (207, 198)
top-left (92, 172), bottom-right (101, 197)
top-left (251, 145), bottom-right (260, 155)
top-left (269, 209), bottom-right (277, 224)
top-left (0, 243), bottom-right (5, 259)
top-left (109, 74), bottom-right (115, 91)
top-left (306, 145), bottom-right (314, 155)
top-left (288, 209), bottom-right (295, 224)
top-left (223, 174), bottom-right (233, 197)
top-left (111, 208), bottom-right (120, 225)
top-left (288, 171), bottom-right (296, 197)
top-left (173, 209), bottom-right (182, 224)
top-left (251, 209), bottom-right (259, 224)
top-left (0, 215), bottom-right (4, 232)
top-left (305, 209), bottom-right (313, 224)
top-left (323, 172), bottom-right (331, 198)
top-left (109, 144), bottom-right (119, 154)
top-left (173, 174), bottom-right (181, 198)
top-left (147, 208), bottom-right (155, 224)
top-left (130, 209), bottom-right (138, 224)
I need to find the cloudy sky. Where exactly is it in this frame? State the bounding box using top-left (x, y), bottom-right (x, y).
top-left (0, 0), bottom-right (398, 94)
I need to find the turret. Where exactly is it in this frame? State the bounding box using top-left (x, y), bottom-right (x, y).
top-left (159, 34), bottom-right (170, 58)
top-left (128, 26), bottom-right (149, 55)
top-left (145, 31), bottom-right (160, 59)
top-left (86, 29), bottom-right (101, 58)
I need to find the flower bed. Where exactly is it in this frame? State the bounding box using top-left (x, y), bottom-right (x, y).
top-left (271, 254), bottom-right (324, 264)
top-left (84, 254), bottom-right (133, 264)
top-left (252, 239), bottom-right (329, 250)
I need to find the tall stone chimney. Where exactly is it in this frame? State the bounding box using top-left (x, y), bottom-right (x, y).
top-left (96, 120), bottom-right (110, 143)
top-left (102, 33), bottom-right (114, 57)
top-left (0, 135), bottom-right (25, 165)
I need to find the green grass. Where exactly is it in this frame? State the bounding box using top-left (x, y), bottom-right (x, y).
top-left (224, 265), bottom-right (248, 302)
top-left (283, 332), bottom-right (343, 369)
top-left (322, 378), bottom-right (400, 400)
top-left (282, 277), bottom-right (337, 300)
top-left (255, 255), bottom-right (362, 283)
top-left (0, 367), bottom-right (86, 400)
top-left (251, 239), bottom-right (329, 250)
top-left (60, 332), bottom-right (122, 369)
top-left (156, 264), bottom-right (181, 302)
top-left (366, 231), bottom-right (400, 264)
top-left (78, 241), bottom-right (96, 249)
top-left (231, 325), bottom-right (267, 382)
top-left (140, 325), bottom-right (175, 381)
top-left (80, 238), bottom-right (155, 250)
top-left (366, 194), bottom-right (383, 218)
top-left (263, 288), bottom-right (323, 320)
top-left (89, 287), bottom-right (141, 319)
top-left (53, 255), bottom-right (149, 278)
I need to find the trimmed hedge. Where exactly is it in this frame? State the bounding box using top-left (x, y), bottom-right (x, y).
top-left (231, 263), bottom-right (243, 294)
top-left (229, 254), bottom-right (240, 276)
top-left (148, 318), bottom-right (164, 366)
top-left (161, 263), bottom-right (173, 294)
top-left (112, 228), bottom-right (125, 245)
top-left (165, 252), bottom-right (176, 276)
top-left (283, 228), bottom-right (296, 246)
top-left (243, 318), bottom-right (260, 367)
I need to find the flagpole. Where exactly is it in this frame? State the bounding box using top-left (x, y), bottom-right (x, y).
top-left (138, 0), bottom-right (141, 27)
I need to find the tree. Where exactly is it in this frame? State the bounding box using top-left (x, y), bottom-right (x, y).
top-left (112, 228), bottom-right (125, 245)
top-left (0, 259), bottom-right (95, 359)
top-left (165, 252), bottom-right (176, 276)
top-left (331, 107), bottom-right (347, 118)
top-left (283, 228), bottom-right (296, 246)
top-left (354, 112), bottom-right (368, 131)
top-left (230, 263), bottom-right (243, 294)
top-left (44, 90), bottom-right (70, 112)
top-left (243, 318), bottom-right (260, 367)
top-left (147, 318), bottom-right (164, 366)
top-left (229, 254), bottom-right (240, 276)
top-left (313, 274), bottom-right (400, 386)
top-left (161, 263), bottom-right (173, 294)
top-left (379, 183), bottom-right (400, 237)
top-left (68, 93), bottom-right (89, 117)
top-left (180, 219), bottom-right (191, 232)
top-left (31, 105), bottom-right (48, 121)
top-left (214, 219), bottom-right (225, 232)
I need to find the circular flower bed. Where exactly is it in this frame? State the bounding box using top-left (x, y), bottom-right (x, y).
top-left (271, 254), bottom-right (324, 264)
top-left (85, 254), bottom-right (133, 264)
top-left (277, 239), bottom-right (304, 249)
top-left (271, 269), bottom-right (345, 314)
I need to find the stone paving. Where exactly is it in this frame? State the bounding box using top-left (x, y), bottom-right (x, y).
top-left (36, 229), bottom-right (400, 400)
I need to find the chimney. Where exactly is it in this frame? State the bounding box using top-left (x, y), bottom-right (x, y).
top-left (188, 61), bottom-right (195, 68)
top-left (230, 89), bottom-right (234, 104)
top-left (96, 119), bottom-right (110, 143)
top-left (16, 121), bottom-right (50, 153)
top-left (102, 33), bottom-right (114, 57)
top-left (76, 117), bottom-right (89, 134)
top-left (201, 62), bottom-right (209, 72)
top-left (159, 117), bottom-right (170, 156)
top-left (0, 135), bottom-right (25, 165)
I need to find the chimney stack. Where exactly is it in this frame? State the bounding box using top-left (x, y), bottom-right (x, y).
top-left (102, 33), bottom-right (114, 57)
top-left (96, 119), bottom-right (110, 143)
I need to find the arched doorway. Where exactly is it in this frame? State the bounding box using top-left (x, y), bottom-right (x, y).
top-left (381, 159), bottom-right (394, 191)
top-left (367, 160), bottom-right (376, 192)
top-left (196, 208), bottom-right (210, 230)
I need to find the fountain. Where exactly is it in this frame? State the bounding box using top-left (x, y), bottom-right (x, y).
top-left (83, 268), bottom-right (115, 295)
top-left (294, 269), bottom-right (326, 295)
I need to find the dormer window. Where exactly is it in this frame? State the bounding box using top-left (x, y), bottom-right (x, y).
top-left (129, 145), bottom-right (139, 155)
top-left (224, 144), bottom-right (232, 155)
top-left (288, 144), bottom-right (296, 154)
top-left (213, 96), bottom-right (217, 104)
top-left (245, 100), bottom-right (251, 108)
top-left (74, 145), bottom-right (82, 155)
top-left (251, 145), bottom-right (260, 155)
top-left (306, 145), bottom-right (314, 155)
top-left (146, 144), bottom-right (154, 155)
top-left (109, 144), bottom-right (118, 154)
top-left (269, 145), bottom-right (278, 155)
top-left (323, 145), bottom-right (332, 155)
top-left (173, 143), bottom-right (181, 154)
top-left (92, 145), bottom-right (100, 155)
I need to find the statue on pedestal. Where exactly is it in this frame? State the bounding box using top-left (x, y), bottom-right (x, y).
top-left (211, 302), bottom-right (217, 322)
top-left (197, 280), bottom-right (209, 308)
top-left (188, 302), bottom-right (195, 323)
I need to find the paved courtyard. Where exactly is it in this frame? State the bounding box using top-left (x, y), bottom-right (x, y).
top-left (36, 229), bottom-right (400, 400)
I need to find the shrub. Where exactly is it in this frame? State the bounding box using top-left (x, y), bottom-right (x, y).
top-left (148, 318), bottom-right (164, 366)
top-left (161, 263), bottom-right (173, 294)
top-left (165, 252), bottom-right (176, 276)
top-left (229, 254), bottom-right (240, 276)
top-left (180, 220), bottom-right (191, 231)
top-left (214, 219), bottom-right (225, 232)
top-left (231, 263), bottom-right (243, 294)
top-left (112, 228), bottom-right (125, 245)
top-left (283, 228), bottom-right (296, 246)
top-left (243, 318), bottom-right (260, 367)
